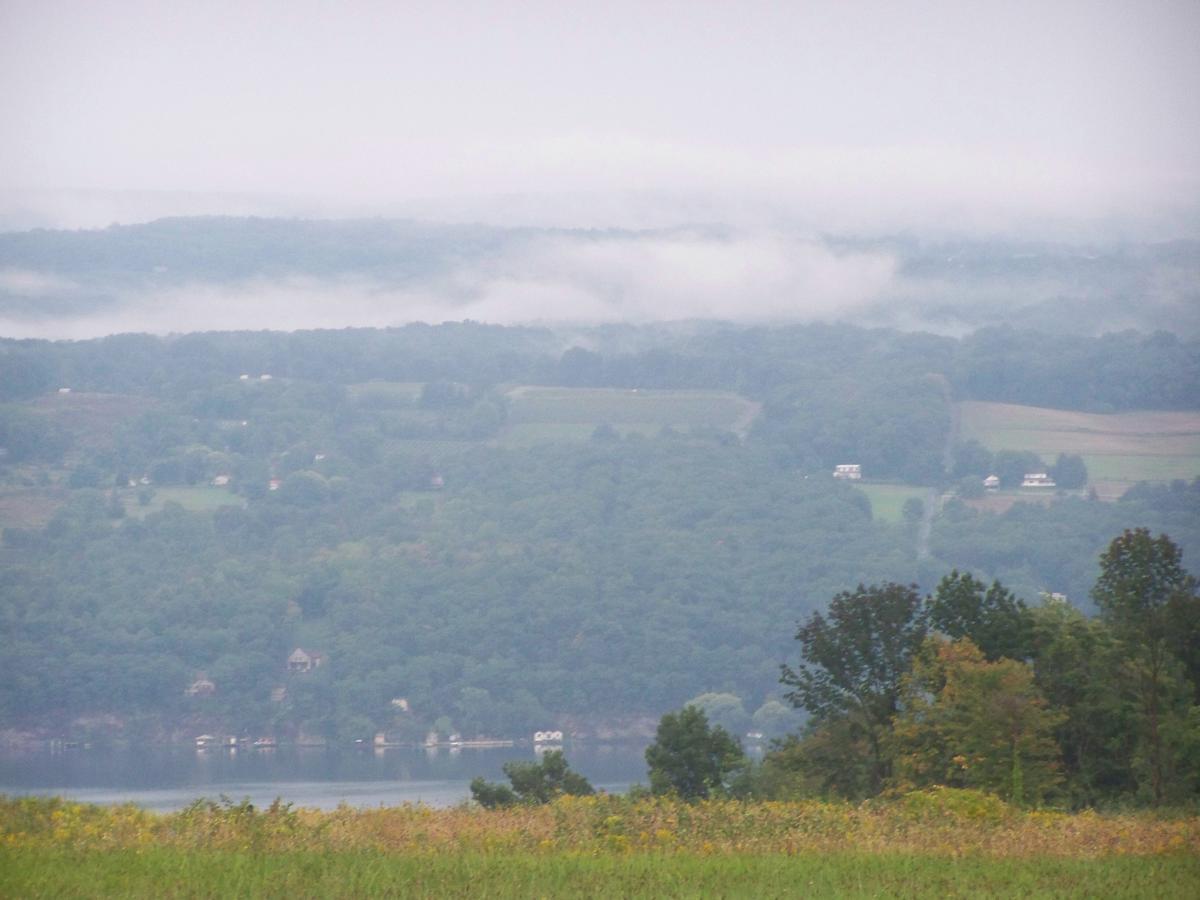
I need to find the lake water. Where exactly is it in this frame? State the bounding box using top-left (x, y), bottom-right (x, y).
top-left (0, 743), bottom-right (650, 811)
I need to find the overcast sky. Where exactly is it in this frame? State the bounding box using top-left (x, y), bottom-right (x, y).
top-left (2, 0), bottom-right (1198, 232)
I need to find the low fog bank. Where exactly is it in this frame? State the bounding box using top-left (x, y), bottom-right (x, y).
top-left (1, 222), bottom-right (1196, 340)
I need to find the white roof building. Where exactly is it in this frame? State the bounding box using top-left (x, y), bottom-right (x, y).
top-left (1021, 473), bottom-right (1056, 488)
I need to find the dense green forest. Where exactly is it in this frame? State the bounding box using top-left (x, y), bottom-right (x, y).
top-left (1, 321), bottom-right (1198, 744)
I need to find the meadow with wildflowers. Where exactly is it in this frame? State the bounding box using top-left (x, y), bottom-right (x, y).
top-left (2, 791), bottom-right (1197, 897)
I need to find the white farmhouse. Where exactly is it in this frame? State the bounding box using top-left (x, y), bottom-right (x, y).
top-left (1021, 473), bottom-right (1056, 488)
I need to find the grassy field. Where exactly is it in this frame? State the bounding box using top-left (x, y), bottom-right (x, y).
top-left (346, 381), bottom-right (424, 404)
top-left (2, 792), bottom-right (1196, 897)
top-left (855, 484), bottom-right (931, 523)
top-left (497, 422), bottom-right (664, 447)
top-left (0, 485), bottom-right (243, 530)
top-left (4, 847), bottom-right (1195, 898)
top-left (499, 386), bottom-right (759, 446)
top-left (958, 401), bottom-right (1200, 498)
top-left (122, 486), bottom-right (245, 518)
top-left (27, 392), bottom-right (157, 450)
top-left (0, 486), bottom-right (68, 530)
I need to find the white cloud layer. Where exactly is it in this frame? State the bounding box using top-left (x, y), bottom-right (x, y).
top-left (0, 233), bottom-right (899, 338)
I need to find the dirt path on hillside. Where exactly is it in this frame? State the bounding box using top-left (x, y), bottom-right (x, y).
top-left (917, 379), bottom-right (959, 560)
top-left (732, 399), bottom-right (763, 440)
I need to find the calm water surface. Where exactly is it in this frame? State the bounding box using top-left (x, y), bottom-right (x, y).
top-left (0, 744), bottom-right (649, 811)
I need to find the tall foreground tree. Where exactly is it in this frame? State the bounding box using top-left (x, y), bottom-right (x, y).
top-left (927, 571), bottom-right (1031, 662)
top-left (645, 706), bottom-right (745, 801)
top-left (780, 583), bottom-right (927, 794)
top-left (891, 637), bottom-right (1064, 805)
top-left (1027, 598), bottom-right (1137, 806)
top-left (1092, 529), bottom-right (1198, 804)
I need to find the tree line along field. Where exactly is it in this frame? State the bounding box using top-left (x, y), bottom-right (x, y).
top-left (0, 383), bottom-right (763, 530)
top-left (1, 793), bottom-right (1197, 899)
top-left (958, 401), bottom-right (1200, 500)
top-left (12, 388), bottom-right (1190, 533)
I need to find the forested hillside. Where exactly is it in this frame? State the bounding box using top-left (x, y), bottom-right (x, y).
top-left (1, 321), bottom-right (1198, 741)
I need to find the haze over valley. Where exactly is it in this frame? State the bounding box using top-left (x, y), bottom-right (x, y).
top-left (2, 4), bottom-right (1200, 874)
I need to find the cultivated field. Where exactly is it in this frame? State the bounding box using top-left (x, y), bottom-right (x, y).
top-left (500, 386), bottom-right (760, 446)
top-left (2, 793), bottom-right (1196, 898)
top-left (958, 401), bottom-right (1200, 499)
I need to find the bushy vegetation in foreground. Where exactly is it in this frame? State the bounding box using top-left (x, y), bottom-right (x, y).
top-left (2, 793), bottom-right (1197, 897)
top-left (4, 791), bottom-right (1197, 855)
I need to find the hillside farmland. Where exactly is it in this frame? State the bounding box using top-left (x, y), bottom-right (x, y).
top-left (958, 401), bottom-right (1200, 499)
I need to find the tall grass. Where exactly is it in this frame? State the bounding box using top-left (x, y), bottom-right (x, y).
top-left (4, 789), bottom-right (1196, 857)
top-left (3, 791), bottom-right (1197, 896)
top-left (4, 848), bottom-right (1197, 898)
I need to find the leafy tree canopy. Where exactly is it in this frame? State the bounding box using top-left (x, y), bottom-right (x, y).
top-left (470, 750), bottom-right (593, 808)
top-left (928, 571), bottom-right (1032, 662)
top-left (891, 637), bottom-right (1065, 805)
top-left (645, 706), bottom-right (746, 801)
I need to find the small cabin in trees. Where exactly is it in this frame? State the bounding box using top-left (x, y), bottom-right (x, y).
top-left (287, 648), bottom-right (323, 673)
top-left (185, 674), bottom-right (216, 697)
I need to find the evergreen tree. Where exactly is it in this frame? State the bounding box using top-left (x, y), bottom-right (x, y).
top-left (1092, 529), bottom-right (1198, 804)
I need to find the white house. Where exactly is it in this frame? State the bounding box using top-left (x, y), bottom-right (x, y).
top-left (833, 464), bottom-right (862, 481)
top-left (185, 674), bottom-right (216, 697)
top-left (287, 648), bottom-right (324, 673)
top-left (1021, 473), bottom-right (1056, 488)
top-left (983, 475), bottom-right (1000, 490)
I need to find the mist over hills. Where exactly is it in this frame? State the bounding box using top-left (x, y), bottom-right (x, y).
top-left (1, 217), bottom-right (1196, 339)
